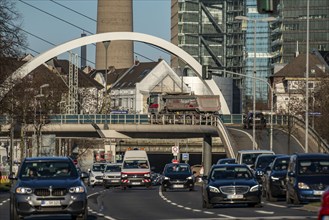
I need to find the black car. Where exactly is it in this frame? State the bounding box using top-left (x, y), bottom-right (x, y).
top-left (202, 164), bottom-right (262, 208)
top-left (10, 157), bottom-right (88, 220)
top-left (263, 155), bottom-right (290, 201)
top-left (253, 154), bottom-right (278, 184)
top-left (161, 163), bottom-right (195, 191)
top-left (286, 153), bottom-right (329, 205)
top-left (217, 158), bottom-right (236, 164)
top-left (243, 111), bottom-right (266, 129)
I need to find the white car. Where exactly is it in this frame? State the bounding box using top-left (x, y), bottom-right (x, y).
top-left (88, 162), bottom-right (107, 187)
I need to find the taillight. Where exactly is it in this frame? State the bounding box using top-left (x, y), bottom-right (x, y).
top-left (322, 192), bottom-right (329, 206)
top-left (150, 104), bottom-right (159, 108)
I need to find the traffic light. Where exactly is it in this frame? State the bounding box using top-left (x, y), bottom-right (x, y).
top-left (202, 65), bottom-right (212, 80)
top-left (257, 0), bottom-right (279, 14)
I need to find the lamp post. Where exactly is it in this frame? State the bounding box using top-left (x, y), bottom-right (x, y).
top-left (220, 70), bottom-right (274, 151)
top-left (235, 15), bottom-right (276, 150)
top-left (305, 0), bottom-right (310, 153)
top-left (34, 94), bottom-right (44, 155)
top-left (103, 41), bottom-right (111, 130)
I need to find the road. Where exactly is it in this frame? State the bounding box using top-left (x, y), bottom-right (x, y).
top-left (0, 185), bottom-right (318, 220)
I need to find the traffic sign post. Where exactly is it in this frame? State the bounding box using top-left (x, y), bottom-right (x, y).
top-left (182, 153), bottom-right (189, 162)
top-left (172, 146), bottom-right (179, 156)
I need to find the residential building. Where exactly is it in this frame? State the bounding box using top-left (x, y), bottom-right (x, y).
top-left (270, 52), bottom-right (329, 115)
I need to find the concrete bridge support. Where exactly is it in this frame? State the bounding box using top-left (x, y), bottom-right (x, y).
top-left (202, 135), bottom-right (212, 175)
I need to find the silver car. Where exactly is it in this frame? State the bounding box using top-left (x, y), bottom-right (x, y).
top-left (103, 163), bottom-right (122, 188)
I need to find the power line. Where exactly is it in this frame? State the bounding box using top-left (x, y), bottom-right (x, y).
top-left (18, 0), bottom-right (165, 63)
top-left (49, 0), bottom-right (97, 22)
top-left (46, 0), bottom-right (171, 59)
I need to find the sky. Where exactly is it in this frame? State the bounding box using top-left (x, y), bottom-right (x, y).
top-left (15, 0), bottom-right (171, 68)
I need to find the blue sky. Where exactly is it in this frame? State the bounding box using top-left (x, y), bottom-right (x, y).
top-left (15, 0), bottom-right (171, 68)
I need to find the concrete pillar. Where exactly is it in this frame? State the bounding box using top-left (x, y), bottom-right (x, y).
top-left (202, 135), bottom-right (212, 176)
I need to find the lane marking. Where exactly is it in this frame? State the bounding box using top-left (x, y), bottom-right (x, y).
top-left (256, 210), bottom-right (275, 214)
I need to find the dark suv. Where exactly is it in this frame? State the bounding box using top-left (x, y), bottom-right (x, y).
top-left (10, 157), bottom-right (88, 220)
top-left (161, 163), bottom-right (195, 191)
top-left (286, 153), bottom-right (329, 205)
top-left (243, 111), bottom-right (266, 129)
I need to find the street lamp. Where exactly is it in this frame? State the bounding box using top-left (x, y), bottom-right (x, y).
top-left (220, 70), bottom-right (274, 151)
top-left (235, 15), bottom-right (276, 150)
top-left (34, 94), bottom-right (44, 155)
top-left (103, 41), bottom-right (111, 130)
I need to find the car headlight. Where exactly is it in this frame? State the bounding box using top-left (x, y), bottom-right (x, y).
top-left (69, 186), bottom-right (85, 193)
top-left (271, 176), bottom-right (280, 180)
top-left (298, 182), bottom-right (310, 189)
top-left (250, 184), bottom-right (260, 192)
top-left (144, 173), bottom-right (150, 178)
top-left (187, 176), bottom-right (193, 180)
top-left (16, 187), bottom-right (32, 194)
top-left (121, 174), bottom-right (127, 178)
top-left (164, 176), bottom-right (170, 180)
top-left (209, 186), bottom-right (219, 193)
top-left (256, 170), bottom-right (263, 176)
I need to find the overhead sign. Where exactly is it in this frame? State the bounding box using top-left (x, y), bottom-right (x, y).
top-left (172, 146), bottom-right (179, 156)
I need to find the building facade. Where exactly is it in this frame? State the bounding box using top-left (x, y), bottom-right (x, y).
top-left (272, 0), bottom-right (329, 64)
top-left (171, 0), bottom-right (245, 113)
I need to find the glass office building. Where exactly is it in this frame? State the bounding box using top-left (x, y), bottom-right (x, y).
top-left (243, 0), bottom-right (273, 104)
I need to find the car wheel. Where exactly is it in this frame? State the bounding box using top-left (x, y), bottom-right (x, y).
top-left (293, 192), bottom-right (300, 205)
top-left (286, 191), bottom-right (292, 204)
top-left (203, 198), bottom-right (213, 209)
top-left (266, 191), bottom-right (276, 202)
top-left (10, 200), bottom-right (21, 220)
top-left (161, 185), bottom-right (166, 192)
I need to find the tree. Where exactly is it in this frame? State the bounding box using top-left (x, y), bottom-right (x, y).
top-left (0, 0), bottom-right (26, 58)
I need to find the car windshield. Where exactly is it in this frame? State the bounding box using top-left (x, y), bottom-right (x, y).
top-left (105, 165), bottom-right (121, 172)
top-left (165, 164), bottom-right (191, 174)
top-left (211, 166), bottom-right (252, 180)
top-left (273, 158), bottom-right (289, 171)
top-left (92, 164), bottom-right (107, 172)
top-left (255, 156), bottom-right (276, 169)
top-left (298, 159), bottom-right (329, 175)
top-left (19, 161), bottom-right (78, 179)
top-left (123, 160), bottom-right (149, 169)
top-left (242, 153), bottom-right (271, 166)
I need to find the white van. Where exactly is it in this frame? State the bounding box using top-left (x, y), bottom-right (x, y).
top-left (236, 150), bottom-right (275, 167)
top-left (121, 149), bottom-right (151, 189)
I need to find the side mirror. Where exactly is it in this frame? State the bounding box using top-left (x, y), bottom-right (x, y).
top-left (80, 172), bottom-right (89, 179)
top-left (9, 172), bottom-right (17, 180)
top-left (88, 168), bottom-right (91, 172)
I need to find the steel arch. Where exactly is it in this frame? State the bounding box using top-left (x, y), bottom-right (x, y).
top-left (3, 32), bottom-right (230, 114)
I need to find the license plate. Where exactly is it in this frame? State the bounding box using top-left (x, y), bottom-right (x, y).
top-left (131, 182), bottom-right (141, 185)
top-left (173, 184), bottom-right (184, 188)
top-left (41, 200), bottom-right (61, 206)
top-left (110, 180), bottom-right (119, 182)
top-left (314, 190), bottom-right (324, 195)
top-left (227, 194), bottom-right (244, 199)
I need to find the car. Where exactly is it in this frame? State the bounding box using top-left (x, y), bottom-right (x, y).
top-left (263, 155), bottom-right (290, 201)
top-left (9, 156), bottom-right (88, 220)
top-left (236, 150), bottom-right (275, 167)
top-left (253, 154), bottom-right (279, 184)
top-left (88, 162), bottom-right (107, 187)
top-left (161, 163), bottom-right (195, 192)
top-left (202, 164), bottom-right (262, 208)
top-left (217, 158), bottom-right (236, 164)
top-left (318, 187), bottom-right (329, 220)
top-left (243, 111), bottom-right (266, 129)
top-left (120, 149), bottom-right (152, 189)
top-left (103, 163), bottom-right (122, 188)
top-left (286, 153), bottom-right (329, 205)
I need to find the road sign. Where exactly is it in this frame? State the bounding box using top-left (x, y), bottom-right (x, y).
top-left (182, 153), bottom-right (189, 161)
top-left (172, 146), bottom-right (179, 156)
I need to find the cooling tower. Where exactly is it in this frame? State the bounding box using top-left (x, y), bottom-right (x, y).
top-left (96, 0), bottom-right (133, 69)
